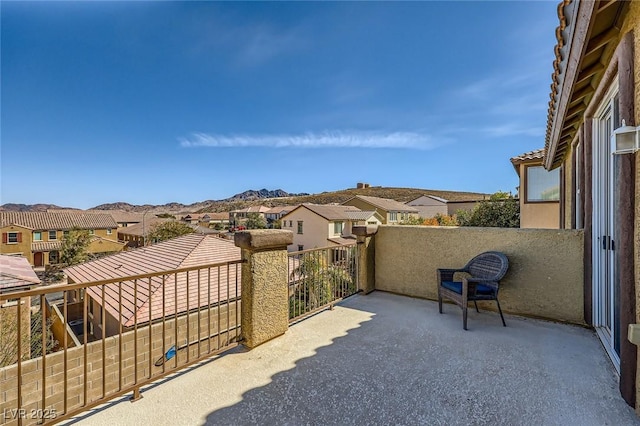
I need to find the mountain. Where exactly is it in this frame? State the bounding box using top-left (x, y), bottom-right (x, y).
top-left (1, 187), bottom-right (488, 214)
top-left (0, 203), bottom-right (72, 212)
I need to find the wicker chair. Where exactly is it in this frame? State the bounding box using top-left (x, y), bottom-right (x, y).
top-left (437, 251), bottom-right (509, 330)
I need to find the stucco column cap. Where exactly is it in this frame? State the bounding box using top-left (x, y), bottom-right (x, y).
top-left (234, 229), bottom-right (293, 250)
top-left (352, 225), bottom-right (379, 237)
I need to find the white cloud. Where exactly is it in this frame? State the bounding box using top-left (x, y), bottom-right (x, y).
top-left (179, 130), bottom-right (441, 150)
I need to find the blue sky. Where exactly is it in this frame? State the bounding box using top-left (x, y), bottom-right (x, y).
top-left (1, 1), bottom-right (558, 209)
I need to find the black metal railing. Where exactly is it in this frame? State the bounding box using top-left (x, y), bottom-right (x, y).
top-left (0, 260), bottom-right (242, 425)
top-left (287, 244), bottom-right (358, 323)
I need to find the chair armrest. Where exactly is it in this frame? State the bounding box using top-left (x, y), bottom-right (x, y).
top-left (465, 277), bottom-right (498, 291)
top-left (437, 268), bottom-right (466, 283)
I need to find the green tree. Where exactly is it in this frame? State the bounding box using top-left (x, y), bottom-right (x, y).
top-left (156, 213), bottom-right (176, 219)
top-left (457, 191), bottom-right (519, 228)
top-left (147, 221), bottom-right (195, 244)
top-left (245, 213), bottom-right (267, 229)
top-left (60, 227), bottom-right (92, 266)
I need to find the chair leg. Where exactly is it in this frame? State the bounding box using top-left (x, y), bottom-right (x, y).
top-left (496, 299), bottom-right (506, 327)
top-left (463, 304), bottom-right (468, 330)
top-left (474, 301), bottom-right (479, 313)
top-left (438, 292), bottom-right (443, 314)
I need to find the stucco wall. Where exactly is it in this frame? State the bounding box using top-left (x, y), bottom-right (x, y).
top-left (282, 207), bottom-right (331, 251)
top-left (374, 225), bottom-right (584, 324)
top-left (517, 163), bottom-right (560, 229)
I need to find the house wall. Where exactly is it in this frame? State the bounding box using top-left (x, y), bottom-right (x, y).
top-left (342, 199), bottom-right (388, 223)
top-left (87, 238), bottom-right (125, 255)
top-left (0, 225), bottom-right (34, 264)
top-left (374, 225), bottom-right (584, 324)
top-left (281, 208), bottom-right (330, 251)
top-left (0, 302), bottom-right (239, 424)
top-left (517, 162), bottom-right (560, 229)
top-left (406, 196), bottom-right (447, 218)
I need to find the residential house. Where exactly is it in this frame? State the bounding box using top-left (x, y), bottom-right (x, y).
top-left (117, 218), bottom-right (217, 248)
top-left (180, 213), bottom-right (213, 227)
top-left (280, 204), bottom-right (379, 251)
top-left (265, 206), bottom-right (296, 228)
top-left (229, 206), bottom-right (270, 228)
top-left (405, 195), bottom-right (483, 219)
top-left (342, 195), bottom-right (419, 224)
top-left (49, 209), bottom-right (145, 228)
top-left (510, 149), bottom-right (560, 229)
top-left (0, 212), bottom-right (125, 267)
top-left (543, 0), bottom-right (640, 408)
top-left (64, 234), bottom-right (241, 339)
top-left (208, 212), bottom-right (231, 229)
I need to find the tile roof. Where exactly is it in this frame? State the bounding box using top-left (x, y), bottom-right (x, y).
top-left (208, 212), bottom-right (230, 221)
top-left (292, 204), bottom-right (362, 221)
top-left (31, 241), bottom-right (62, 252)
top-left (88, 210), bottom-right (145, 224)
top-left (345, 195), bottom-right (419, 213)
top-left (265, 206), bottom-right (296, 215)
top-left (327, 236), bottom-right (357, 245)
top-left (1, 211), bottom-right (118, 231)
top-left (64, 234), bottom-right (241, 326)
top-left (0, 254), bottom-right (40, 291)
top-left (231, 206), bottom-right (270, 214)
top-left (116, 218), bottom-right (173, 236)
top-left (510, 149), bottom-right (545, 164)
top-left (345, 211), bottom-right (377, 221)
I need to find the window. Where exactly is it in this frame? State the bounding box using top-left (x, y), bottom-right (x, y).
top-left (33, 231), bottom-right (42, 241)
top-left (289, 220), bottom-right (293, 227)
top-left (298, 245), bottom-right (304, 251)
top-left (107, 228), bottom-right (112, 235)
top-left (297, 221), bottom-right (303, 234)
top-left (49, 230), bottom-right (57, 240)
top-left (63, 230), bottom-right (70, 239)
top-left (389, 212), bottom-right (398, 221)
top-left (526, 166), bottom-right (560, 202)
top-left (368, 221), bottom-right (377, 225)
top-left (7, 232), bottom-right (19, 244)
top-left (333, 222), bottom-right (344, 235)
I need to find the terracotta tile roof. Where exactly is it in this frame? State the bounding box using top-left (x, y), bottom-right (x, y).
top-left (231, 206), bottom-right (270, 214)
top-left (64, 234), bottom-right (241, 327)
top-left (31, 241), bottom-right (62, 252)
top-left (510, 149), bottom-right (545, 165)
top-left (88, 210), bottom-right (145, 224)
top-left (1, 211), bottom-right (118, 231)
top-left (290, 204), bottom-right (362, 221)
top-left (344, 195), bottom-right (419, 213)
top-left (116, 218), bottom-right (172, 237)
top-left (0, 254), bottom-right (40, 291)
top-left (208, 212), bottom-right (230, 221)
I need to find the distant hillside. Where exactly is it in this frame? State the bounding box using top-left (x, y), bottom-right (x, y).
top-left (0, 203), bottom-right (72, 212)
top-left (2, 187), bottom-right (488, 214)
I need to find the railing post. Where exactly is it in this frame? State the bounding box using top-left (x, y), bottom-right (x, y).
top-left (352, 225), bottom-right (378, 294)
top-left (234, 230), bottom-right (293, 349)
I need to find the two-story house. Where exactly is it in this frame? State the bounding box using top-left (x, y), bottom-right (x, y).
top-left (0, 212), bottom-right (125, 267)
top-left (341, 195), bottom-right (419, 224)
top-left (405, 195), bottom-right (484, 219)
top-left (265, 206), bottom-right (296, 228)
top-left (280, 204), bottom-right (380, 252)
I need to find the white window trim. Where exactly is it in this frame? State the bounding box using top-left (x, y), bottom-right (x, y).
top-left (7, 232), bottom-right (19, 244)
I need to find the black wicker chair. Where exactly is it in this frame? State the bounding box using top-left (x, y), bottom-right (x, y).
top-left (437, 251), bottom-right (509, 330)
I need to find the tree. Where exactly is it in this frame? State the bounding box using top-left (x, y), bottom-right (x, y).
top-left (156, 213), bottom-right (176, 219)
top-left (0, 309), bottom-right (57, 367)
top-left (147, 221), bottom-right (195, 244)
top-left (456, 191), bottom-right (519, 228)
top-left (245, 213), bottom-right (267, 229)
top-left (60, 227), bottom-right (92, 266)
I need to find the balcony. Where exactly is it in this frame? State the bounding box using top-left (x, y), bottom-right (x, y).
top-left (1, 227), bottom-right (638, 424)
top-left (69, 292), bottom-right (637, 424)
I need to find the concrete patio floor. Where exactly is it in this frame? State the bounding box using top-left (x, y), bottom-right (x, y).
top-left (67, 291), bottom-right (638, 425)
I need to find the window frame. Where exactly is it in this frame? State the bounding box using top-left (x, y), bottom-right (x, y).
top-left (7, 232), bottom-right (19, 244)
top-left (524, 164), bottom-right (561, 203)
top-left (48, 230), bottom-right (57, 240)
top-left (333, 221), bottom-right (344, 235)
top-left (33, 231), bottom-right (42, 241)
top-left (297, 221), bottom-right (303, 234)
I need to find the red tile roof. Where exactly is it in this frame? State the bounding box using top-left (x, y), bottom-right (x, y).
top-left (64, 234), bottom-right (241, 326)
top-left (0, 254), bottom-right (40, 292)
top-left (1, 211), bottom-right (117, 231)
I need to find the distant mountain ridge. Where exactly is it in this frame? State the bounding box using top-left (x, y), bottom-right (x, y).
top-left (1, 187), bottom-right (489, 214)
top-left (0, 203), bottom-right (72, 212)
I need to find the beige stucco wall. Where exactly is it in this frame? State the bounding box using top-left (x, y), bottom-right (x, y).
top-left (517, 163), bottom-right (560, 229)
top-left (374, 225), bottom-right (584, 324)
top-left (0, 225), bottom-right (34, 264)
top-left (282, 207), bottom-right (331, 251)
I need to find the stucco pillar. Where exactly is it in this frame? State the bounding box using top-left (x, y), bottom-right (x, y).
top-left (352, 225), bottom-right (378, 294)
top-left (234, 230), bottom-right (293, 349)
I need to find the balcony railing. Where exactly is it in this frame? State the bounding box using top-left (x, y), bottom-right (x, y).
top-left (0, 260), bottom-right (242, 426)
top-left (287, 244), bottom-right (358, 323)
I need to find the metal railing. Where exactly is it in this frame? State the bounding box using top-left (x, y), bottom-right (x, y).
top-left (0, 260), bottom-right (242, 425)
top-left (288, 244), bottom-right (358, 323)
